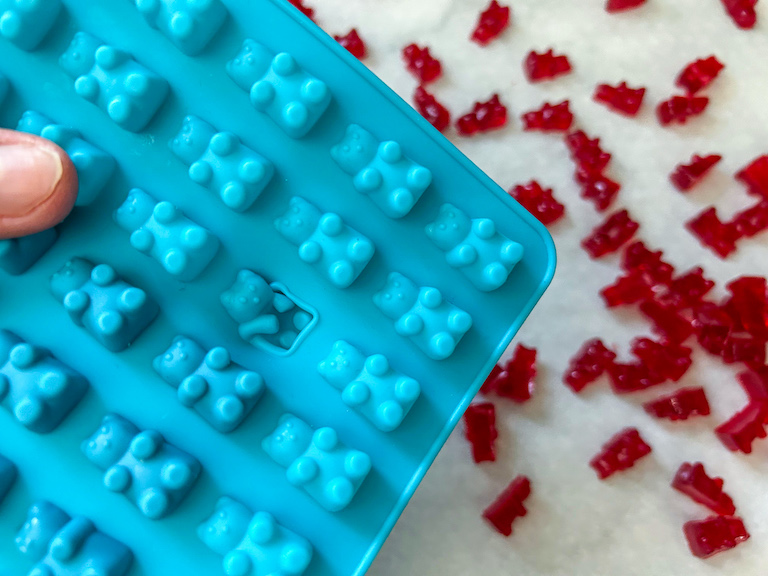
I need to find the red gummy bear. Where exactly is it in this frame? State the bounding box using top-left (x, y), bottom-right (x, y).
top-left (403, 44), bottom-right (442, 84)
top-left (593, 82), bottom-right (646, 116)
top-left (608, 362), bottom-right (664, 394)
top-left (715, 401), bottom-right (768, 453)
top-left (738, 367), bottom-right (768, 402)
top-left (566, 130), bottom-right (612, 173)
top-left (563, 338), bottom-right (617, 392)
top-left (522, 101), bottom-right (573, 132)
top-left (334, 29), bottom-right (367, 59)
top-left (471, 0), bottom-right (511, 45)
top-left (639, 300), bottom-right (694, 343)
top-left (657, 95), bottom-right (709, 126)
top-left (581, 209), bottom-right (640, 258)
top-left (600, 273), bottom-right (653, 307)
top-left (670, 154), bottom-right (722, 191)
top-left (622, 241), bottom-right (674, 279)
top-left (577, 171), bottom-right (621, 211)
top-left (605, 0), bottom-right (647, 12)
top-left (686, 207), bottom-right (739, 258)
top-left (672, 462), bottom-right (736, 515)
top-left (644, 387), bottom-right (711, 421)
top-left (721, 333), bottom-right (766, 365)
top-left (509, 181), bottom-right (565, 226)
top-left (736, 155), bottom-right (768, 199)
top-left (483, 475), bottom-right (531, 536)
top-left (661, 267), bottom-right (716, 310)
top-left (288, 0), bottom-right (314, 20)
top-left (676, 56), bottom-right (725, 95)
top-left (484, 344), bottom-right (537, 403)
top-left (724, 276), bottom-right (768, 340)
top-left (720, 0), bottom-right (758, 29)
top-left (631, 338), bottom-right (693, 382)
top-left (456, 94), bottom-right (508, 136)
top-left (413, 86), bottom-right (451, 132)
top-left (732, 201), bottom-right (768, 238)
top-left (692, 301), bottom-right (734, 355)
top-left (464, 402), bottom-right (498, 463)
top-left (590, 427), bottom-right (652, 480)
top-left (684, 516), bottom-right (750, 559)
top-left (524, 49), bottom-right (572, 82)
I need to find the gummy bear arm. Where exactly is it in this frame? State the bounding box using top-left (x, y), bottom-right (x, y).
top-left (238, 315), bottom-right (280, 340)
top-left (50, 516), bottom-right (96, 560)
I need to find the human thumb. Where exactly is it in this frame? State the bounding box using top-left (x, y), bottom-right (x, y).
top-left (0, 128), bottom-right (78, 240)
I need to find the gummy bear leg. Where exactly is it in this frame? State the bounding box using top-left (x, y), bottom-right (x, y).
top-left (222, 550), bottom-right (252, 576)
top-left (428, 332), bottom-right (457, 360)
top-left (161, 458), bottom-right (196, 490)
top-left (27, 565), bottom-right (55, 576)
top-left (353, 167), bottom-right (383, 194)
top-left (162, 249), bottom-right (190, 277)
top-left (280, 539), bottom-right (313, 574)
top-left (179, 375), bottom-right (208, 406)
top-left (119, 287), bottom-right (149, 315)
top-left (481, 262), bottom-right (510, 291)
top-left (344, 450), bottom-right (372, 479)
top-left (63, 290), bottom-right (90, 325)
top-left (342, 381), bottom-right (371, 407)
top-left (390, 187), bottom-right (416, 218)
top-left (37, 371), bottom-right (70, 400)
top-left (138, 487), bottom-right (170, 519)
top-left (323, 477), bottom-right (355, 511)
top-left (13, 396), bottom-right (45, 429)
top-left (104, 465), bottom-right (132, 493)
top-left (377, 400), bottom-right (405, 431)
top-left (214, 395), bottom-right (245, 427)
top-left (247, 511), bottom-right (277, 544)
top-left (220, 181), bottom-right (249, 212)
top-left (49, 517), bottom-right (96, 561)
top-left (235, 371), bottom-right (265, 399)
top-left (130, 430), bottom-right (163, 460)
top-left (501, 240), bottom-right (525, 266)
top-left (286, 456), bottom-right (319, 486)
top-left (328, 260), bottom-right (355, 288)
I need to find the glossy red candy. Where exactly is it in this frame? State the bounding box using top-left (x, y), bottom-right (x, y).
top-left (483, 475), bottom-right (531, 536)
top-left (403, 44), bottom-right (442, 84)
top-left (288, 0), bottom-right (314, 20)
top-left (593, 82), bottom-right (646, 116)
top-left (686, 207), bottom-right (739, 258)
top-left (631, 338), bottom-right (693, 382)
top-left (413, 86), bottom-right (451, 132)
top-left (605, 0), bottom-right (647, 12)
top-left (640, 301), bottom-right (694, 343)
top-left (720, 0), bottom-right (758, 29)
top-left (524, 49), bottom-right (572, 82)
top-left (721, 334), bottom-right (766, 365)
top-left (522, 100), bottom-right (573, 132)
top-left (578, 172), bottom-right (621, 211)
top-left (692, 301), bottom-right (734, 354)
top-left (608, 362), bottom-right (663, 394)
top-left (471, 0), bottom-right (511, 45)
top-left (464, 402), bottom-right (498, 463)
top-left (643, 387), bottom-right (711, 421)
top-left (670, 154), bottom-right (722, 191)
top-left (736, 155), bottom-right (768, 199)
top-left (725, 276), bottom-right (768, 340)
top-left (509, 181), bottom-right (565, 225)
top-left (334, 29), bottom-right (367, 59)
top-left (581, 209), bottom-right (639, 258)
top-left (481, 364), bottom-right (503, 394)
top-left (600, 273), bottom-right (653, 307)
top-left (485, 344), bottom-right (537, 403)
top-left (676, 56), bottom-right (725, 94)
top-left (739, 367), bottom-right (768, 401)
top-left (622, 241), bottom-right (670, 275)
top-left (715, 401), bottom-right (768, 453)
top-left (661, 267), bottom-right (715, 309)
top-left (590, 427), bottom-right (652, 479)
top-left (563, 338), bottom-right (617, 392)
top-left (732, 201), bottom-right (768, 238)
top-left (566, 130), bottom-right (612, 173)
top-left (456, 94), bottom-right (508, 136)
top-left (673, 462), bottom-right (735, 515)
top-left (656, 95), bottom-right (709, 126)
top-left (684, 516), bottom-right (750, 559)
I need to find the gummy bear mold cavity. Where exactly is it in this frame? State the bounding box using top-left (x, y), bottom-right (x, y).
top-left (0, 228), bottom-right (58, 276)
top-left (0, 0), bottom-right (61, 51)
top-left (132, 0), bottom-right (228, 56)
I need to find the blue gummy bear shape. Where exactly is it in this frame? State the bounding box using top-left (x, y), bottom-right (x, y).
top-left (275, 197), bottom-right (375, 288)
top-left (373, 272), bottom-right (473, 360)
top-left (331, 124), bottom-right (432, 219)
top-left (0, 72), bottom-right (8, 102)
top-left (114, 188), bottom-right (220, 282)
top-left (425, 203), bottom-right (524, 292)
top-left (17, 110), bottom-right (116, 206)
top-left (220, 269), bottom-right (317, 354)
top-left (226, 38), bottom-right (274, 92)
top-left (318, 341), bottom-right (420, 432)
top-left (133, 0), bottom-right (228, 56)
top-left (153, 335), bottom-right (266, 433)
top-left (0, 454), bottom-right (16, 503)
top-left (60, 35), bottom-right (169, 132)
top-left (0, 228), bottom-right (58, 275)
top-left (81, 413), bottom-right (201, 519)
top-left (198, 496), bottom-right (314, 576)
top-left (262, 414), bottom-right (371, 512)
top-left (49, 258), bottom-right (160, 352)
top-left (15, 501), bottom-right (133, 575)
top-left (170, 115), bottom-right (275, 212)
top-left (0, 0), bottom-right (61, 51)
top-left (0, 330), bottom-right (88, 434)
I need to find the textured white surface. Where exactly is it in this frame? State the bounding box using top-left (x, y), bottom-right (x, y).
top-left (312, 1), bottom-right (768, 574)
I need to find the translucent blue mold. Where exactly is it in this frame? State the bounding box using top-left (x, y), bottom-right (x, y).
top-left (0, 0), bottom-right (556, 574)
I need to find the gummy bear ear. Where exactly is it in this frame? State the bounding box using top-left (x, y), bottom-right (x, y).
top-left (278, 413), bottom-right (295, 424)
top-left (347, 124), bottom-right (358, 135)
top-left (172, 335), bottom-right (185, 344)
top-left (237, 269), bottom-right (252, 282)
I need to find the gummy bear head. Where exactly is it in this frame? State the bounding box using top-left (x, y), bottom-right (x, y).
top-left (330, 124), bottom-right (378, 176)
top-left (114, 188), bottom-right (156, 233)
top-left (81, 414), bottom-right (139, 470)
top-left (169, 115), bottom-right (216, 166)
top-left (317, 340), bottom-right (366, 390)
top-left (152, 336), bottom-right (207, 387)
top-left (220, 269), bottom-right (274, 324)
top-left (225, 38), bottom-right (274, 92)
top-left (50, 258), bottom-right (94, 302)
top-left (425, 203), bottom-right (472, 251)
top-left (261, 414), bottom-right (314, 468)
top-left (197, 496), bottom-right (252, 556)
top-left (14, 501), bottom-right (71, 561)
top-left (58, 31), bottom-right (101, 79)
top-left (372, 272), bottom-right (419, 320)
top-left (274, 197), bottom-right (322, 246)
